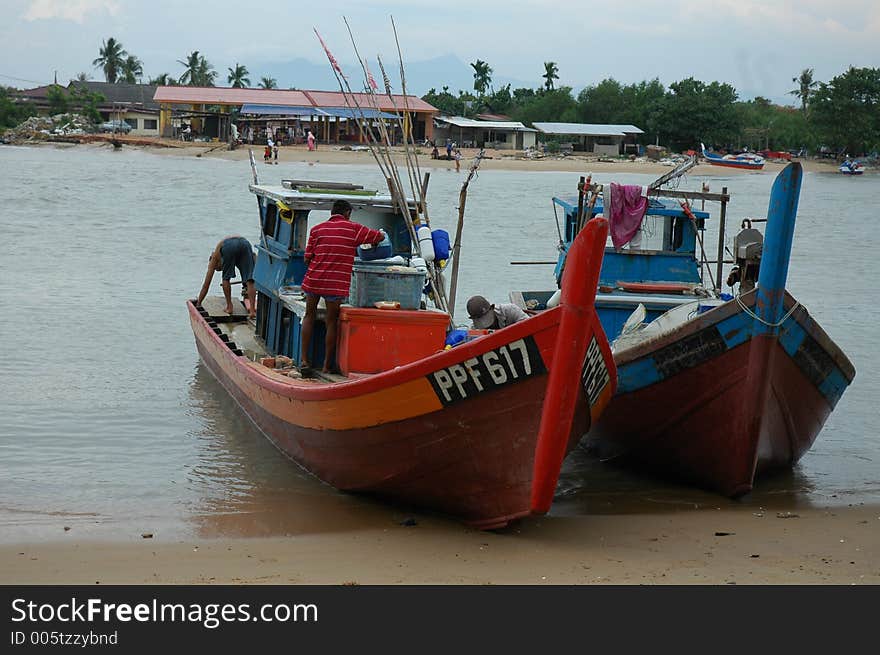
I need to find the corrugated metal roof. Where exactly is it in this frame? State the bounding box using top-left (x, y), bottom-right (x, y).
top-left (436, 116), bottom-right (537, 131)
top-left (153, 86), bottom-right (437, 113)
top-left (533, 122), bottom-right (644, 136)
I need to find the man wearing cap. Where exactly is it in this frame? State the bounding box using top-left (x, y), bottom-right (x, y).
top-left (466, 295), bottom-right (529, 330)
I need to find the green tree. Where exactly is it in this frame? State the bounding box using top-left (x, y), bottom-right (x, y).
top-left (120, 55), bottom-right (143, 84)
top-left (227, 63), bottom-right (250, 88)
top-left (93, 37), bottom-right (127, 83)
top-left (259, 77), bottom-right (277, 89)
top-left (74, 72), bottom-right (90, 82)
top-left (68, 84), bottom-right (105, 123)
top-left (509, 87), bottom-right (578, 125)
top-left (148, 73), bottom-right (178, 86)
top-left (178, 51), bottom-right (216, 86)
top-left (542, 62), bottom-right (559, 91)
top-left (790, 68), bottom-right (818, 113)
top-left (810, 66), bottom-right (880, 155)
top-left (657, 77), bottom-right (740, 150)
top-left (485, 84), bottom-right (512, 114)
top-left (422, 86), bottom-right (468, 116)
top-left (46, 85), bottom-right (69, 114)
top-left (0, 86), bottom-right (37, 131)
top-left (470, 60), bottom-right (493, 95)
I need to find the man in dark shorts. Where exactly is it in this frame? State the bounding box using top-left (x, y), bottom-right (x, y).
top-left (196, 235), bottom-right (256, 319)
top-left (300, 199), bottom-right (385, 375)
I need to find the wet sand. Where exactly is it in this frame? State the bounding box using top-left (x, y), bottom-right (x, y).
top-left (2, 504), bottom-right (877, 584)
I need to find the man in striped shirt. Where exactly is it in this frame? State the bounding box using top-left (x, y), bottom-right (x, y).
top-left (300, 199), bottom-right (385, 376)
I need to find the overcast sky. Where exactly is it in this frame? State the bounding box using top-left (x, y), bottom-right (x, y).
top-left (2, 0), bottom-right (878, 104)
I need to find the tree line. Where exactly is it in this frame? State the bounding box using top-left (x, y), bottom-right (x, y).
top-left (423, 62), bottom-right (880, 156)
top-left (89, 36), bottom-right (279, 89)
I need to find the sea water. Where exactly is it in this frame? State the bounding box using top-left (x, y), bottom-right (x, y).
top-left (0, 144), bottom-right (876, 541)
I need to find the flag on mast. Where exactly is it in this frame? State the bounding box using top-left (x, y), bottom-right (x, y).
top-left (314, 29), bottom-right (345, 78)
top-left (364, 58), bottom-right (378, 91)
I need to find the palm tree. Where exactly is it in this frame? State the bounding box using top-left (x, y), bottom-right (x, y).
top-left (120, 55), bottom-right (143, 84)
top-left (93, 37), bottom-right (127, 83)
top-left (542, 61), bottom-right (559, 91)
top-left (177, 51), bottom-right (201, 85)
top-left (74, 72), bottom-right (91, 82)
top-left (197, 56), bottom-right (217, 87)
top-left (259, 77), bottom-right (277, 89)
top-left (227, 63), bottom-right (250, 88)
top-left (470, 60), bottom-right (492, 95)
top-left (148, 73), bottom-right (177, 86)
top-left (790, 68), bottom-right (818, 112)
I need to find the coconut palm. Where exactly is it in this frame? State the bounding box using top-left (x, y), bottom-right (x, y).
top-left (790, 68), bottom-right (818, 112)
top-left (197, 57), bottom-right (217, 87)
top-left (543, 61), bottom-right (559, 91)
top-left (74, 72), bottom-right (91, 82)
top-left (259, 77), bottom-right (277, 89)
top-left (148, 73), bottom-right (178, 86)
top-left (470, 60), bottom-right (492, 95)
top-left (177, 51), bottom-right (201, 85)
top-left (227, 63), bottom-right (250, 88)
top-left (120, 55), bottom-right (143, 84)
top-left (93, 37), bottom-right (128, 83)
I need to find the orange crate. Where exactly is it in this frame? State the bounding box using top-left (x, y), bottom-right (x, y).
top-left (337, 306), bottom-right (449, 374)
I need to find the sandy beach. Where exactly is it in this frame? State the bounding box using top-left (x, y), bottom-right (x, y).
top-left (1, 503), bottom-right (877, 584)
top-left (25, 137), bottom-right (846, 176)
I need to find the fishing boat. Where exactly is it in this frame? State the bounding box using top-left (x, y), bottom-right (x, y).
top-left (188, 175), bottom-right (616, 529)
top-left (512, 163), bottom-right (854, 497)
top-left (839, 159), bottom-right (865, 175)
top-left (701, 142), bottom-right (765, 170)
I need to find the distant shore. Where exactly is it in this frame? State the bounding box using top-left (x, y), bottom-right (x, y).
top-left (1, 502), bottom-right (877, 584)
top-left (4, 137), bottom-right (848, 175)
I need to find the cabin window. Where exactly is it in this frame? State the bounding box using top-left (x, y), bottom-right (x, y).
top-left (263, 202), bottom-right (278, 240)
top-left (125, 118), bottom-right (138, 129)
top-left (144, 119), bottom-right (158, 130)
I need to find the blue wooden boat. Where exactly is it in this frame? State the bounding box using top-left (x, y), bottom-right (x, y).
top-left (701, 142), bottom-right (764, 170)
top-left (513, 163), bottom-right (855, 497)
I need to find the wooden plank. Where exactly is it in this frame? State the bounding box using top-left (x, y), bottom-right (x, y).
top-left (201, 296), bottom-right (249, 322)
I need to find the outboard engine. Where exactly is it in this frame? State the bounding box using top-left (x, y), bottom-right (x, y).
top-left (727, 219), bottom-right (763, 293)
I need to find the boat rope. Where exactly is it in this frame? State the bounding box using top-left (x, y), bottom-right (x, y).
top-left (735, 294), bottom-right (801, 328)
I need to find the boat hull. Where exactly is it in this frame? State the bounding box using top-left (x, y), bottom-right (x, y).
top-left (188, 219), bottom-right (616, 528)
top-left (705, 158), bottom-right (765, 170)
top-left (587, 293), bottom-right (854, 496)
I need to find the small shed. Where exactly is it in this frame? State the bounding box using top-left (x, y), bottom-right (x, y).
top-left (533, 122), bottom-right (644, 155)
top-left (433, 116), bottom-right (537, 150)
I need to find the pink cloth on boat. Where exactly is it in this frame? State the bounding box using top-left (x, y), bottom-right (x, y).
top-left (604, 183), bottom-right (649, 249)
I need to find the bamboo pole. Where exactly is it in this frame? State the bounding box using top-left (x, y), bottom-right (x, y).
top-left (448, 149), bottom-right (485, 317)
top-left (715, 186), bottom-right (728, 294)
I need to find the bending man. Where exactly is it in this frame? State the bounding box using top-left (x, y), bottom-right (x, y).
top-left (196, 235), bottom-right (257, 319)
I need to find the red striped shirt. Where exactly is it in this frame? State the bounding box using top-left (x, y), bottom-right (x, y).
top-left (301, 215), bottom-right (385, 297)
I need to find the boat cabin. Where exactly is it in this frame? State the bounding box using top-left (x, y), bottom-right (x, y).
top-left (249, 179), bottom-right (449, 374)
top-left (513, 193), bottom-right (718, 340)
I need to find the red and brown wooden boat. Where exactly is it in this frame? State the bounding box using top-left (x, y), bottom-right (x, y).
top-left (189, 184), bottom-right (615, 528)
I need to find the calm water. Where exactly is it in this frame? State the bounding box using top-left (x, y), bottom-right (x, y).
top-left (0, 144), bottom-right (876, 542)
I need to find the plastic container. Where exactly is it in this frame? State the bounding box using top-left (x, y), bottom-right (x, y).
top-left (349, 265), bottom-right (424, 310)
top-left (417, 226), bottom-right (435, 262)
top-left (431, 229), bottom-right (450, 262)
top-left (357, 231), bottom-right (392, 261)
top-left (337, 307), bottom-right (450, 374)
top-left (410, 256), bottom-right (427, 274)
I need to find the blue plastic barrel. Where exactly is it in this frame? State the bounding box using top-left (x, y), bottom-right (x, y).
top-left (431, 229), bottom-right (450, 262)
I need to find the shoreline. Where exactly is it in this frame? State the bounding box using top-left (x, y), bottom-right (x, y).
top-left (4, 138), bottom-right (849, 175)
top-left (1, 503), bottom-right (877, 584)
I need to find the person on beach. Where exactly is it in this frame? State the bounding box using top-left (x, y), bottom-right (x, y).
top-left (466, 295), bottom-right (528, 330)
top-left (273, 141), bottom-right (279, 164)
top-left (263, 144), bottom-right (271, 162)
top-left (446, 138), bottom-right (452, 159)
top-left (454, 149), bottom-right (462, 172)
top-left (300, 200), bottom-right (386, 376)
top-left (196, 236), bottom-right (257, 319)
top-left (307, 130), bottom-right (316, 151)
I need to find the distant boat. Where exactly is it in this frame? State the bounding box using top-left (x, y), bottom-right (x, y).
top-left (839, 160), bottom-right (865, 175)
top-left (701, 143), bottom-right (765, 170)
